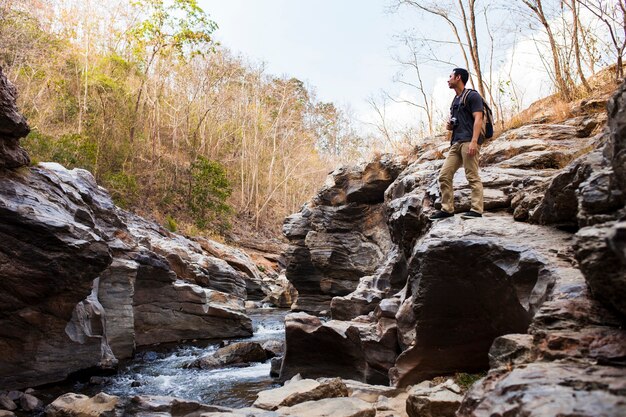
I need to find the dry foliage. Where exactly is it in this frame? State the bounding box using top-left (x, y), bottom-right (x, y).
top-left (0, 0), bottom-right (366, 238)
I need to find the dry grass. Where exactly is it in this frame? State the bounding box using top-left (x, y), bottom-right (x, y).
top-left (496, 64), bottom-right (624, 133)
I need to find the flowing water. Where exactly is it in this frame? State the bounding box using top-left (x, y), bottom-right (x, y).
top-left (36, 308), bottom-right (289, 410)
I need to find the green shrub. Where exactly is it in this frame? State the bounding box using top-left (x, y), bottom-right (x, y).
top-left (454, 372), bottom-right (486, 391)
top-left (189, 156), bottom-right (232, 230)
top-left (104, 171), bottom-right (138, 208)
top-left (164, 214), bottom-right (178, 232)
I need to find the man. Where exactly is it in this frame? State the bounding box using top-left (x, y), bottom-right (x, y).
top-left (430, 68), bottom-right (484, 220)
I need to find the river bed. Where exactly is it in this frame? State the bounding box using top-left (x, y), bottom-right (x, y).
top-left (33, 308), bottom-right (289, 412)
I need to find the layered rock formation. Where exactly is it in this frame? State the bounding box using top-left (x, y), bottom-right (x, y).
top-left (280, 81), bottom-right (626, 416)
top-left (0, 67), bottom-right (286, 390)
top-left (282, 159), bottom-right (404, 314)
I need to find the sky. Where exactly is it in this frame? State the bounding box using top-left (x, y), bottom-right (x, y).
top-left (198, 1), bottom-right (556, 135)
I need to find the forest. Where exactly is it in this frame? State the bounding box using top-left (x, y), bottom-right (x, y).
top-left (1, 0), bottom-right (624, 238)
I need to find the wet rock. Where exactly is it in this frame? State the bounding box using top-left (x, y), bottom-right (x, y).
top-left (46, 392), bottom-right (117, 417)
top-left (277, 397), bottom-right (376, 417)
top-left (5, 393), bottom-right (20, 402)
top-left (191, 342), bottom-right (267, 369)
top-left (20, 393), bottom-right (43, 412)
top-left (0, 66), bottom-right (30, 168)
top-left (270, 356), bottom-right (283, 378)
top-left (0, 394), bottom-right (16, 411)
top-left (457, 362), bottom-right (626, 417)
top-left (406, 379), bottom-right (463, 417)
top-left (0, 411), bottom-right (15, 417)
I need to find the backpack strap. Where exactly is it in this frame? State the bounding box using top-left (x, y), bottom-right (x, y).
top-left (461, 88), bottom-right (476, 107)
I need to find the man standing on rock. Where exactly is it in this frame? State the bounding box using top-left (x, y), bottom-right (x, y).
top-left (430, 68), bottom-right (484, 220)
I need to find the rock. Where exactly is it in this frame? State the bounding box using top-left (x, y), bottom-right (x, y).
top-left (97, 259), bottom-right (137, 359)
top-left (200, 408), bottom-right (279, 417)
top-left (390, 215), bottom-right (569, 387)
top-left (0, 66), bottom-right (30, 168)
top-left (280, 313), bottom-right (397, 384)
top-left (0, 394), bottom-right (16, 411)
top-left (0, 164), bottom-right (114, 389)
top-left (126, 395), bottom-right (230, 416)
top-left (89, 376), bottom-right (109, 385)
top-left (488, 334), bottom-right (535, 368)
top-left (406, 379), bottom-right (463, 417)
top-left (5, 392), bottom-right (20, 402)
top-left (575, 221), bottom-right (626, 321)
top-left (20, 393), bottom-right (43, 412)
top-left (255, 377), bottom-right (348, 410)
top-left (0, 159), bottom-right (256, 388)
top-left (270, 356), bottom-right (282, 377)
top-left (195, 237), bottom-right (269, 301)
top-left (264, 273), bottom-right (298, 308)
top-left (276, 397), bottom-right (376, 417)
top-left (191, 342), bottom-right (267, 369)
top-left (457, 362), bottom-right (626, 417)
top-left (607, 80), bottom-right (626, 198)
top-left (262, 340), bottom-right (284, 358)
top-left (339, 379), bottom-right (405, 403)
top-left (46, 393), bottom-right (118, 417)
top-left (283, 157), bottom-right (401, 314)
top-left (0, 411), bottom-right (15, 417)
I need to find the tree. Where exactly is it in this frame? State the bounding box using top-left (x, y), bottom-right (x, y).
top-left (393, 0), bottom-right (486, 98)
top-left (126, 0), bottom-right (217, 143)
top-left (578, 0), bottom-right (626, 81)
top-left (522, 0), bottom-right (574, 100)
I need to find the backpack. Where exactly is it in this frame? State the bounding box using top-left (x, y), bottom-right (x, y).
top-left (458, 88), bottom-right (494, 140)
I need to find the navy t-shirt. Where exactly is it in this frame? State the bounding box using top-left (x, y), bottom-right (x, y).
top-left (451, 90), bottom-right (484, 145)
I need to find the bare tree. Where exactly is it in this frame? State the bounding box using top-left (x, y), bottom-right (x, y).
top-left (522, 0), bottom-right (574, 100)
top-left (393, 0), bottom-right (486, 98)
top-left (578, 0), bottom-right (626, 80)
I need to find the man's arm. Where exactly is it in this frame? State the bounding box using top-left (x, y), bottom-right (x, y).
top-left (467, 111), bottom-right (483, 157)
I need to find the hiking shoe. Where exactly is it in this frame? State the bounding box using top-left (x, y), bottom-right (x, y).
top-left (461, 210), bottom-right (483, 219)
top-left (429, 210), bottom-right (454, 220)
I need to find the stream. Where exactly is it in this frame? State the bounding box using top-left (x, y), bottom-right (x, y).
top-left (35, 308), bottom-right (289, 411)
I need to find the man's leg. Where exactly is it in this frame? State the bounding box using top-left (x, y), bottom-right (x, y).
top-left (461, 142), bottom-right (484, 214)
top-left (438, 143), bottom-right (463, 214)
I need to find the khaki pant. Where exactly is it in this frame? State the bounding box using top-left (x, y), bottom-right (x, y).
top-left (438, 142), bottom-right (483, 214)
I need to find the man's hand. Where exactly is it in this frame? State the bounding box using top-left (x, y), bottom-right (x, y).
top-left (467, 141), bottom-right (478, 157)
top-left (446, 120), bottom-right (454, 131)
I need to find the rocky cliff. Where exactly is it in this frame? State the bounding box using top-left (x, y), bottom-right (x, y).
top-left (280, 83), bottom-right (626, 415)
top-left (0, 67), bottom-right (290, 390)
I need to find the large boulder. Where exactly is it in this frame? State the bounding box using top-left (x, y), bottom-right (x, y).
top-left (389, 215), bottom-right (569, 387)
top-left (0, 165), bottom-right (113, 389)
top-left (0, 161), bottom-right (254, 387)
top-left (190, 341), bottom-right (266, 369)
top-left (279, 313), bottom-right (398, 385)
